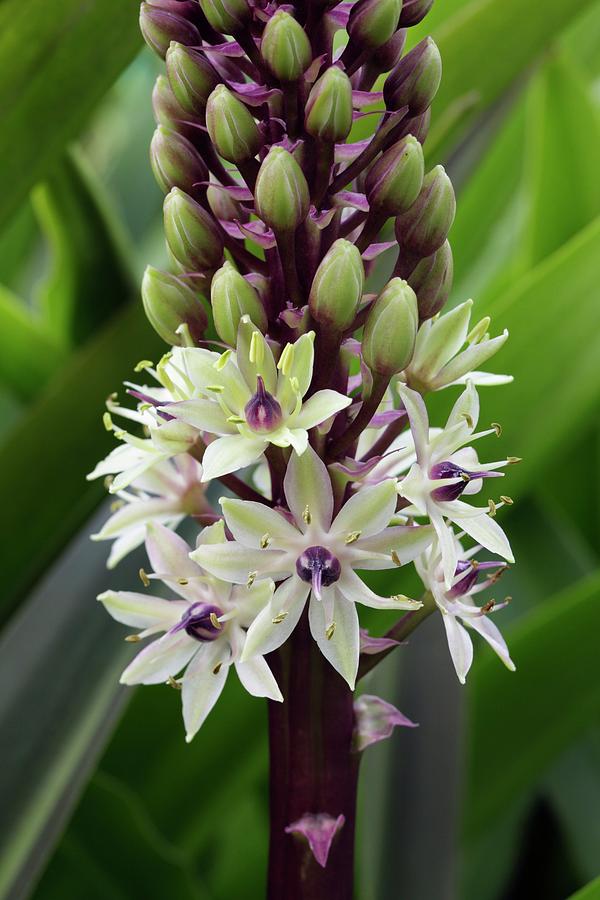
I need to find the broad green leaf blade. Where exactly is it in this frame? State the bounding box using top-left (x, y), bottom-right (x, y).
top-left (32, 149), bottom-right (136, 346)
top-left (0, 299), bottom-right (162, 624)
top-left (464, 569), bottom-right (600, 837)
top-left (0, 513), bottom-right (136, 900)
top-left (0, 286), bottom-right (64, 400)
top-left (0, 0), bottom-right (142, 231)
top-left (476, 214), bottom-right (600, 499)
top-left (569, 876), bottom-right (600, 900)
top-left (519, 50), bottom-right (600, 269)
top-left (428, 0), bottom-right (598, 159)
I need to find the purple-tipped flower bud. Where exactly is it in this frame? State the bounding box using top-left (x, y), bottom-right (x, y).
top-left (207, 185), bottom-right (243, 221)
top-left (211, 261), bottom-right (267, 345)
top-left (139, 2), bottom-right (200, 58)
top-left (164, 188), bottom-right (224, 272)
top-left (142, 265), bottom-right (208, 345)
top-left (384, 37), bottom-right (442, 114)
top-left (375, 29), bottom-right (407, 71)
top-left (309, 239), bottom-right (364, 331)
top-left (205, 85), bottom-right (262, 164)
top-left (348, 0), bottom-right (403, 51)
top-left (408, 240), bottom-right (453, 320)
top-left (305, 66), bottom-right (353, 143)
top-left (261, 10), bottom-right (312, 82)
top-left (244, 376), bottom-right (283, 433)
top-left (395, 165), bottom-right (456, 256)
top-left (152, 75), bottom-right (188, 130)
top-left (398, 0), bottom-right (434, 27)
top-left (150, 125), bottom-right (208, 195)
top-left (255, 147), bottom-right (310, 233)
top-left (395, 108), bottom-right (431, 145)
top-left (366, 135), bottom-right (424, 216)
top-left (362, 278), bottom-right (418, 375)
top-left (166, 43), bottom-right (219, 115)
top-left (197, 0), bottom-right (251, 35)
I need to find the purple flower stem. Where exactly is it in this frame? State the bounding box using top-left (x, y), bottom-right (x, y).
top-left (267, 610), bottom-right (358, 899)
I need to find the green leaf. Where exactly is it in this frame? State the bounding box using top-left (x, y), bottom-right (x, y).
top-left (0, 299), bottom-right (163, 624)
top-left (0, 0), bottom-right (142, 231)
top-left (476, 214), bottom-right (600, 499)
top-left (463, 569), bottom-right (600, 837)
top-left (0, 286), bottom-right (64, 400)
top-left (428, 0), bottom-right (599, 159)
top-left (32, 148), bottom-right (136, 346)
top-left (518, 49), bottom-right (600, 269)
top-left (569, 876), bottom-right (600, 900)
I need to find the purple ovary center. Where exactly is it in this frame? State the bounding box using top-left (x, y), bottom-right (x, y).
top-left (430, 460), bottom-right (502, 501)
top-left (174, 602), bottom-right (223, 642)
top-left (296, 546), bottom-right (341, 597)
top-left (245, 375), bottom-right (283, 433)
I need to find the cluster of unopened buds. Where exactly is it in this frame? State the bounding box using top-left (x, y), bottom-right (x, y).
top-left (91, 0), bottom-right (519, 761)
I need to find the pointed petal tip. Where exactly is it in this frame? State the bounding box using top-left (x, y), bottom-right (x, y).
top-left (285, 813), bottom-right (345, 868)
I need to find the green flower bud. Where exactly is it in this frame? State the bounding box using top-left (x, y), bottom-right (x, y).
top-left (150, 125), bottom-right (209, 195)
top-left (164, 188), bottom-right (224, 272)
top-left (366, 135), bottom-right (424, 216)
top-left (408, 240), bottom-right (453, 320)
top-left (140, 3), bottom-right (200, 59)
top-left (305, 66), bottom-right (353, 143)
top-left (205, 85), bottom-right (262, 164)
top-left (197, 0), bottom-right (251, 35)
top-left (255, 147), bottom-right (310, 232)
top-left (142, 266), bottom-right (208, 345)
top-left (383, 36), bottom-right (442, 114)
top-left (166, 43), bottom-right (219, 115)
top-left (211, 261), bottom-right (267, 345)
top-left (348, 0), bottom-right (403, 50)
top-left (309, 239), bottom-right (364, 332)
top-left (362, 278), bottom-right (418, 375)
top-left (395, 165), bottom-right (456, 256)
top-left (261, 11), bottom-right (312, 81)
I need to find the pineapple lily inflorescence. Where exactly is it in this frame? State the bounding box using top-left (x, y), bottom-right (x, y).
top-left (90, 0), bottom-right (518, 892)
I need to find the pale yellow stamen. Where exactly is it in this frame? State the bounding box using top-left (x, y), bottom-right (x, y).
top-left (325, 623), bottom-right (336, 640)
top-left (272, 612), bottom-right (288, 625)
top-left (345, 531), bottom-right (361, 544)
top-left (139, 568), bottom-right (150, 587)
top-left (302, 505), bottom-right (311, 525)
top-left (134, 359), bottom-right (153, 373)
top-left (260, 533), bottom-right (271, 548)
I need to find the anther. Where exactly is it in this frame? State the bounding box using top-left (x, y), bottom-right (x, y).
top-left (110, 500), bottom-right (125, 513)
top-left (507, 456), bottom-right (522, 464)
top-left (345, 531), bottom-right (361, 544)
top-left (302, 505), bottom-right (312, 525)
top-left (481, 600), bottom-right (495, 613)
top-left (167, 675), bottom-right (182, 689)
top-left (260, 533), bottom-right (271, 548)
top-left (134, 359), bottom-right (153, 372)
top-left (209, 612), bottom-right (222, 630)
top-left (177, 577), bottom-right (189, 585)
top-left (125, 634), bottom-right (141, 643)
top-left (325, 623), bottom-right (336, 640)
top-left (247, 571), bottom-right (257, 587)
top-left (139, 568), bottom-right (150, 587)
top-left (500, 495), bottom-right (513, 505)
top-left (213, 663), bottom-right (222, 675)
top-left (103, 412), bottom-right (113, 431)
top-left (488, 499), bottom-right (497, 517)
top-left (491, 422), bottom-right (502, 436)
top-left (272, 612), bottom-right (288, 624)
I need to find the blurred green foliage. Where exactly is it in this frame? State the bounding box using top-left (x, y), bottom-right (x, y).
top-left (1, 1), bottom-right (599, 898)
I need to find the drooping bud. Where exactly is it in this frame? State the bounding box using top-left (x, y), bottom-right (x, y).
top-left (255, 147), bottom-right (310, 232)
top-left (205, 85), bottom-right (262, 164)
top-left (305, 67), bottom-right (353, 143)
top-left (164, 188), bottom-right (224, 272)
top-left (165, 43), bottom-right (219, 115)
top-left (261, 10), bottom-right (312, 81)
top-left (395, 165), bottom-right (456, 256)
top-left (362, 278), bottom-right (418, 375)
top-left (309, 240), bottom-right (364, 331)
top-left (384, 37), bottom-right (442, 114)
top-left (365, 135), bottom-right (424, 216)
top-left (139, 2), bottom-right (200, 58)
top-left (244, 376), bottom-right (283, 433)
top-left (347, 0), bottom-right (403, 50)
top-left (211, 261), bottom-right (267, 344)
top-left (197, 0), bottom-right (251, 35)
top-left (408, 240), bottom-right (453, 320)
top-left (398, 0), bottom-right (434, 27)
top-left (141, 266), bottom-right (208, 345)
